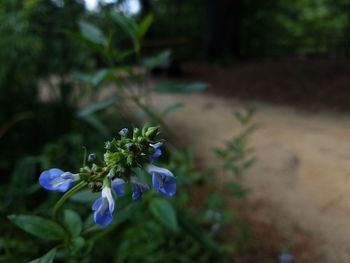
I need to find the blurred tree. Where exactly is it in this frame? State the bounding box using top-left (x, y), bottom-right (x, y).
top-left (133, 0), bottom-right (350, 58)
top-left (202, 0), bottom-right (243, 58)
top-left (140, 0), bottom-right (151, 16)
top-left (0, 0), bottom-right (90, 175)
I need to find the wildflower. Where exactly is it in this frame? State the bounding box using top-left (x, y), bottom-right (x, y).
top-left (131, 177), bottom-right (149, 200)
top-left (39, 168), bottom-right (79, 192)
top-left (92, 178), bottom-right (125, 226)
top-left (88, 153), bottom-right (96, 162)
top-left (125, 143), bottom-right (133, 149)
top-left (92, 186), bottom-right (114, 226)
top-left (112, 178), bottom-right (126, 196)
top-left (119, 128), bottom-right (128, 136)
top-left (145, 164), bottom-right (176, 196)
top-left (149, 142), bottom-right (162, 160)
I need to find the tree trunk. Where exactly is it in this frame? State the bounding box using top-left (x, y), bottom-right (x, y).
top-left (202, 0), bottom-right (243, 58)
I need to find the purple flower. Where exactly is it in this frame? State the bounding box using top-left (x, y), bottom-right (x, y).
top-left (92, 186), bottom-right (114, 226)
top-left (119, 128), bottom-right (128, 136)
top-left (39, 168), bottom-right (79, 192)
top-left (145, 164), bottom-right (176, 197)
top-left (112, 178), bottom-right (126, 196)
top-left (88, 153), bottom-right (96, 162)
top-left (131, 177), bottom-right (149, 200)
top-left (149, 142), bottom-right (162, 160)
top-left (92, 178), bottom-right (125, 226)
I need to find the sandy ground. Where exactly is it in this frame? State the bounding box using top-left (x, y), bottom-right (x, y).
top-left (150, 92), bottom-right (350, 262)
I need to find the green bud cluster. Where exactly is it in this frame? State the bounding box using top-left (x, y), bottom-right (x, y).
top-left (78, 125), bottom-right (162, 192)
top-left (104, 126), bottom-right (160, 176)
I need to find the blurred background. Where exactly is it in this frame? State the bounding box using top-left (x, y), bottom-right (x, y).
top-left (1, 0), bottom-right (350, 262)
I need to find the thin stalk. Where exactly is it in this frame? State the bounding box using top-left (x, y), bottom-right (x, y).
top-left (52, 181), bottom-right (87, 220)
top-left (82, 146), bottom-right (87, 167)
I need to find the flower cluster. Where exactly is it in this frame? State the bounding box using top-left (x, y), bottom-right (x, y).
top-left (38, 126), bottom-right (176, 226)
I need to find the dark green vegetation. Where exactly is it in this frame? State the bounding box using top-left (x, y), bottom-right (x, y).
top-left (140, 0), bottom-right (350, 58)
top-left (1, 0), bottom-right (348, 262)
top-left (0, 1), bottom-right (250, 262)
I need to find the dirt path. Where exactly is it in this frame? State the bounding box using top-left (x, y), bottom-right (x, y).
top-left (151, 92), bottom-right (350, 262)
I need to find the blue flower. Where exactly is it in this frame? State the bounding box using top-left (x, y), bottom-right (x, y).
top-left (39, 168), bottom-right (79, 192)
top-left (87, 153), bottom-right (96, 162)
top-left (149, 142), bottom-right (162, 160)
top-left (119, 128), bottom-right (128, 136)
top-left (131, 177), bottom-right (149, 200)
top-left (112, 178), bottom-right (126, 196)
top-left (279, 253), bottom-right (294, 263)
top-left (125, 143), bottom-right (133, 149)
top-left (92, 186), bottom-right (115, 226)
top-left (145, 164), bottom-right (176, 197)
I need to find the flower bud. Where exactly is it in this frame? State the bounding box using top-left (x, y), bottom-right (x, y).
top-left (133, 128), bottom-right (140, 139)
top-left (89, 181), bottom-right (103, 192)
top-left (119, 128), bottom-right (128, 136)
top-left (88, 153), bottom-right (96, 162)
top-left (105, 141), bottom-right (111, 150)
top-left (145, 126), bottom-right (159, 139)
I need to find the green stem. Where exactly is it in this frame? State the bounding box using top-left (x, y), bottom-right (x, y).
top-left (82, 146), bottom-right (87, 167)
top-left (52, 181), bottom-right (87, 219)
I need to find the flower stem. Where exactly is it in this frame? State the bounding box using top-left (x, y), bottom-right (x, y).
top-left (52, 181), bottom-right (87, 220)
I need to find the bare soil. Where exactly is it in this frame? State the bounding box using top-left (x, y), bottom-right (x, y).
top-left (149, 59), bottom-right (350, 262)
top-left (183, 58), bottom-right (350, 112)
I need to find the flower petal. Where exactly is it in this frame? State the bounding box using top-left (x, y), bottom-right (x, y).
top-left (131, 187), bottom-right (141, 200)
top-left (112, 178), bottom-right (126, 196)
top-left (93, 197), bottom-right (113, 226)
top-left (38, 168), bottom-right (73, 192)
top-left (150, 142), bottom-right (162, 149)
top-left (49, 168), bottom-right (64, 177)
top-left (152, 174), bottom-right (160, 192)
top-left (102, 187), bottom-right (114, 213)
top-left (131, 178), bottom-right (149, 200)
top-left (61, 172), bottom-right (79, 180)
top-left (159, 178), bottom-right (176, 196)
top-left (150, 149), bottom-right (162, 160)
top-left (145, 164), bottom-right (174, 178)
top-left (53, 179), bottom-right (73, 192)
top-left (92, 197), bottom-right (103, 211)
top-left (119, 128), bottom-right (128, 136)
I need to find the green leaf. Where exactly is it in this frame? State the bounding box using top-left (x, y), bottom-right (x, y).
top-left (149, 198), bottom-right (179, 232)
top-left (63, 209), bottom-right (82, 238)
top-left (90, 69), bottom-right (110, 86)
top-left (153, 81), bottom-right (208, 94)
top-left (243, 157), bottom-right (256, 169)
top-left (74, 69), bottom-right (110, 87)
top-left (66, 31), bottom-right (105, 53)
top-left (111, 11), bottom-right (139, 51)
top-left (143, 50), bottom-right (171, 70)
top-left (137, 14), bottom-right (153, 40)
top-left (8, 215), bottom-right (66, 241)
top-left (226, 181), bottom-right (248, 198)
top-left (206, 192), bottom-right (224, 209)
top-left (162, 102), bottom-right (184, 116)
top-left (77, 96), bottom-right (117, 117)
top-left (29, 248), bottom-right (56, 263)
top-left (79, 21), bottom-right (106, 45)
top-left (69, 236), bottom-right (85, 254)
top-left (177, 209), bottom-right (220, 253)
top-left (212, 147), bottom-right (227, 158)
top-left (79, 114), bottom-right (109, 136)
